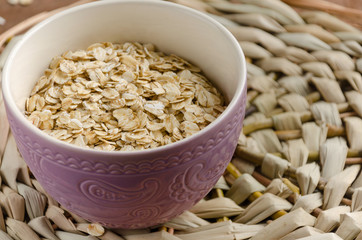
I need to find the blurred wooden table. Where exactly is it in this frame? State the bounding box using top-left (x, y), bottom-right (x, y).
top-left (0, 0), bottom-right (78, 33)
top-left (0, 0), bottom-right (361, 34)
top-left (328, 0), bottom-right (361, 9)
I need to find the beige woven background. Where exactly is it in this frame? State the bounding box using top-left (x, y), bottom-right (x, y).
top-left (0, 0), bottom-right (362, 34)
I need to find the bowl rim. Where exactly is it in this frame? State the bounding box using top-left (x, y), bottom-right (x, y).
top-left (2, 0), bottom-right (246, 156)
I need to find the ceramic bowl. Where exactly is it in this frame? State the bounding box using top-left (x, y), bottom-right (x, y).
top-left (2, 0), bottom-right (246, 228)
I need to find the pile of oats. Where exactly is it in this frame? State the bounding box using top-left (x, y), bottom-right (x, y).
top-left (25, 42), bottom-right (226, 151)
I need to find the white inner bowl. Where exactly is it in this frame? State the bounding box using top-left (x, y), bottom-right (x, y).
top-left (2, 0), bottom-right (246, 153)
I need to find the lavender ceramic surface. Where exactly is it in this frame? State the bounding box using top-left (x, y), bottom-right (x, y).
top-left (2, 0), bottom-right (246, 228)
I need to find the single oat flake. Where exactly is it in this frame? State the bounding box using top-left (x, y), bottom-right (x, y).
top-left (25, 42), bottom-right (226, 151)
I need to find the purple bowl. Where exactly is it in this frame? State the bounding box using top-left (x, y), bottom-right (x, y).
top-left (2, 0), bottom-right (246, 228)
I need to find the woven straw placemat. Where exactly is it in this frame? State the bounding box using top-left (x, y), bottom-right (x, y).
top-left (0, 0), bottom-right (362, 239)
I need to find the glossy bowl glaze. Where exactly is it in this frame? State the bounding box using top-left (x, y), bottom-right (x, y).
top-left (2, 0), bottom-right (246, 228)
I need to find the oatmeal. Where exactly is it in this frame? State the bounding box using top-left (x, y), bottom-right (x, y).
top-left (25, 42), bottom-right (226, 151)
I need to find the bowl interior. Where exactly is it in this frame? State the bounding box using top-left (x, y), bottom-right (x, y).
top-left (3, 0), bottom-right (245, 152)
